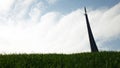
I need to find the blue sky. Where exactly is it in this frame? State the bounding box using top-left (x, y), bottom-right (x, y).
top-left (43, 0), bottom-right (120, 13)
top-left (0, 0), bottom-right (120, 54)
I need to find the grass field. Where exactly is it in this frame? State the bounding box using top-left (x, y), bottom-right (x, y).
top-left (0, 52), bottom-right (120, 68)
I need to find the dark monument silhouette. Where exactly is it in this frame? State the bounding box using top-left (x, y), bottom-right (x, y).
top-left (84, 7), bottom-right (99, 52)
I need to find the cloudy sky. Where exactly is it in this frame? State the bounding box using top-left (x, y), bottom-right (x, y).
top-left (0, 0), bottom-right (120, 54)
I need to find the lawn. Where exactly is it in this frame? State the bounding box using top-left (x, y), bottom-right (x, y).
top-left (0, 52), bottom-right (120, 68)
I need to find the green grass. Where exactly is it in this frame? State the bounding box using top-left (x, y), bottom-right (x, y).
top-left (0, 52), bottom-right (120, 68)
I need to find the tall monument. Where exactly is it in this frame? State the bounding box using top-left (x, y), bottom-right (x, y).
top-left (84, 7), bottom-right (99, 52)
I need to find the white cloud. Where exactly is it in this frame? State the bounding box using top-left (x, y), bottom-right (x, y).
top-left (29, 7), bottom-right (42, 22)
top-left (0, 1), bottom-right (120, 54)
top-left (10, 0), bottom-right (34, 19)
top-left (29, 1), bottom-right (46, 23)
top-left (90, 3), bottom-right (120, 40)
top-left (0, 0), bottom-right (15, 13)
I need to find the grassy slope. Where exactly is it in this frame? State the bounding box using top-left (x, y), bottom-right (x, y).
top-left (0, 52), bottom-right (120, 68)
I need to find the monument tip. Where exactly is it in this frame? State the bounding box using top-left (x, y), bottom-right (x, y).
top-left (84, 7), bottom-right (87, 14)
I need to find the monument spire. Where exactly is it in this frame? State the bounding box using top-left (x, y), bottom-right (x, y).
top-left (84, 7), bottom-right (99, 52)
